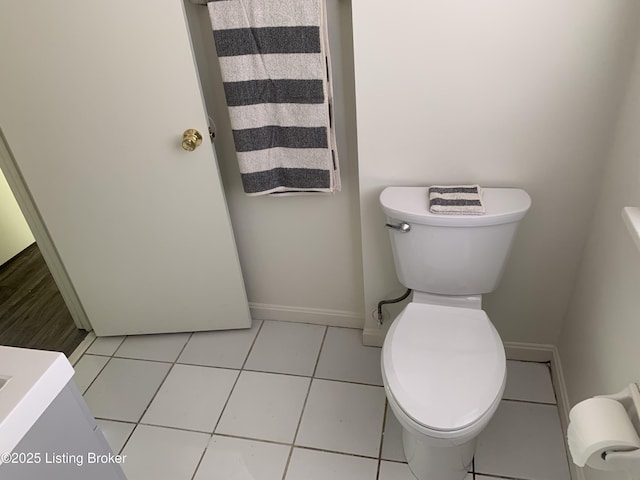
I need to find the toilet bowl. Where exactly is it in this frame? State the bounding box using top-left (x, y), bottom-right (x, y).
top-left (381, 302), bottom-right (506, 480)
top-left (379, 186), bottom-right (530, 480)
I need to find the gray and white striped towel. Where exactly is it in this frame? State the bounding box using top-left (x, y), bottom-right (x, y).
top-left (208, 0), bottom-right (340, 196)
top-left (428, 185), bottom-right (485, 215)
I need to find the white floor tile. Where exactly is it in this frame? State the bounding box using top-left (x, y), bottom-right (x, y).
top-left (86, 336), bottom-right (125, 356)
top-left (381, 405), bottom-right (405, 462)
top-left (73, 354), bottom-right (109, 394)
top-left (178, 320), bottom-right (262, 369)
top-left (74, 320), bottom-right (571, 480)
top-left (244, 320), bottom-right (325, 376)
top-left (286, 448), bottom-right (377, 480)
top-left (314, 327), bottom-right (383, 385)
top-left (379, 461), bottom-right (472, 480)
top-left (84, 358), bottom-right (171, 422)
top-left (121, 424), bottom-right (209, 480)
top-left (142, 364), bottom-right (238, 432)
top-left (96, 420), bottom-right (135, 454)
top-left (114, 333), bottom-right (190, 362)
top-left (475, 400), bottom-right (571, 480)
top-left (378, 462), bottom-right (414, 480)
top-left (194, 435), bottom-right (290, 480)
top-left (216, 371), bottom-right (310, 443)
top-left (503, 360), bottom-right (556, 404)
top-left (296, 379), bottom-right (386, 457)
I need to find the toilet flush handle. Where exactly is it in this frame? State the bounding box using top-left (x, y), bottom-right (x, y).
top-left (385, 221), bottom-right (411, 233)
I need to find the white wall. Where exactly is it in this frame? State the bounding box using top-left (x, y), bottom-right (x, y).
top-left (558, 27), bottom-right (640, 480)
top-left (351, 0), bottom-right (640, 345)
top-left (0, 168), bottom-right (34, 265)
top-left (184, 0), bottom-right (364, 326)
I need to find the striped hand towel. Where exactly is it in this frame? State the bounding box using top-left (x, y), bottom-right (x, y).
top-left (207, 0), bottom-right (340, 196)
top-left (428, 185), bottom-right (485, 215)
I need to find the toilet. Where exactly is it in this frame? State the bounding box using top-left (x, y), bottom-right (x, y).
top-left (379, 186), bottom-right (531, 480)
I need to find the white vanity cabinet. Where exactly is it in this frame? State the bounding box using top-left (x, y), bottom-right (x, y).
top-left (1, 383), bottom-right (126, 479)
top-left (0, 347), bottom-right (126, 479)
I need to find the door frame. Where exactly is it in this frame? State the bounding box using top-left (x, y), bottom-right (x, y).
top-left (0, 129), bottom-right (92, 331)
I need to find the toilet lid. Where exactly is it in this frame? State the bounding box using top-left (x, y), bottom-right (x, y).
top-left (382, 303), bottom-right (505, 432)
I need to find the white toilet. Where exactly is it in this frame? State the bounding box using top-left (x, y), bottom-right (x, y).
top-left (379, 186), bottom-right (531, 480)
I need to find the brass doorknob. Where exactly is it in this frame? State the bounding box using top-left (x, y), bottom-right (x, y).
top-left (182, 129), bottom-right (203, 151)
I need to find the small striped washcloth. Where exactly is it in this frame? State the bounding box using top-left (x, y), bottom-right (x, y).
top-left (428, 185), bottom-right (485, 215)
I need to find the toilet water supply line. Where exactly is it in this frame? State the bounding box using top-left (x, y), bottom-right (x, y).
top-left (377, 288), bottom-right (412, 325)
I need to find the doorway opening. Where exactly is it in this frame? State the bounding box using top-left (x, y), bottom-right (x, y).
top-left (0, 169), bottom-right (86, 356)
top-left (0, 244), bottom-right (86, 356)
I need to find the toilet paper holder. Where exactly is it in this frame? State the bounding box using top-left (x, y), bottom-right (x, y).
top-left (598, 384), bottom-right (640, 474)
top-left (568, 383), bottom-right (640, 479)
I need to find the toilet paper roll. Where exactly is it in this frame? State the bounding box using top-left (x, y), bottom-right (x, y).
top-left (568, 397), bottom-right (640, 470)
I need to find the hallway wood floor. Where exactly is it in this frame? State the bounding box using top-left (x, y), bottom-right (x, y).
top-left (0, 243), bottom-right (86, 356)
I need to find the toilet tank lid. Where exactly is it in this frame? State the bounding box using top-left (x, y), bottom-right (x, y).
top-left (380, 187), bottom-right (531, 227)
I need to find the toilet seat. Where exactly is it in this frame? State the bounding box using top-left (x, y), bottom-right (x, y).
top-left (382, 302), bottom-right (506, 436)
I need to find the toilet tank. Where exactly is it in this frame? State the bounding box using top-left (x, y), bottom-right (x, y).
top-left (380, 187), bottom-right (531, 295)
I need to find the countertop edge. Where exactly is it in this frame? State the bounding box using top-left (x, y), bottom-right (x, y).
top-left (0, 348), bottom-right (74, 460)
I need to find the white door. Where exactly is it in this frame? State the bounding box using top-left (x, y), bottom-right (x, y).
top-left (0, 0), bottom-right (251, 335)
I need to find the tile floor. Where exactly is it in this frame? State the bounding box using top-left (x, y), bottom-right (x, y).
top-left (72, 320), bottom-right (572, 480)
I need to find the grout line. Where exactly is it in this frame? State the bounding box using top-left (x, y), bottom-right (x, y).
top-left (311, 326), bottom-right (329, 378)
top-left (312, 374), bottom-right (383, 388)
top-left (174, 360), bottom-right (244, 370)
top-left (287, 444), bottom-right (380, 461)
top-left (118, 425), bottom-right (136, 456)
top-left (126, 369), bottom-right (175, 426)
top-left (193, 430), bottom-right (388, 461)
top-left (83, 336), bottom-right (131, 452)
top-left (189, 424), bottom-right (210, 480)
top-left (80, 322), bottom-right (389, 480)
top-left (79, 356), bottom-right (111, 395)
top-left (253, 318), bottom-right (364, 332)
top-left (90, 354), bottom-right (385, 388)
top-left (501, 397), bottom-right (557, 406)
top-left (117, 333), bottom-right (194, 455)
top-left (105, 354), bottom-right (178, 364)
top-left (104, 322), bottom-right (262, 474)
top-left (281, 325), bottom-right (328, 480)
top-left (105, 336), bottom-right (127, 357)
top-left (80, 336), bottom-right (129, 395)
top-left (376, 400), bottom-right (389, 480)
top-left (101, 420), bottom-right (390, 462)
top-left (80, 321), bottom-right (563, 480)
top-left (240, 319), bottom-right (265, 370)
top-left (545, 361), bottom-right (560, 406)
top-left (379, 458), bottom-right (408, 465)
top-left (81, 352), bottom-right (112, 359)
top-left (208, 320), bottom-right (265, 437)
top-left (135, 420), bottom-right (214, 436)
top-left (473, 472), bottom-right (528, 480)
top-left (124, 333), bottom-right (194, 426)
top-left (212, 432), bottom-right (293, 448)
top-left (92, 418), bottom-right (137, 455)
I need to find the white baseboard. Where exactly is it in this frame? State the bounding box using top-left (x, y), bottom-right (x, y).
top-left (363, 326), bottom-right (385, 347)
top-left (249, 302), bottom-right (364, 329)
top-left (503, 341), bottom-right (555, 362)
top-left (504, 342), bottom-right (584, 480)
top-left (549, 346), bottom-right (585, 480)
top-left (67, 331), bottom-right (96, 366)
